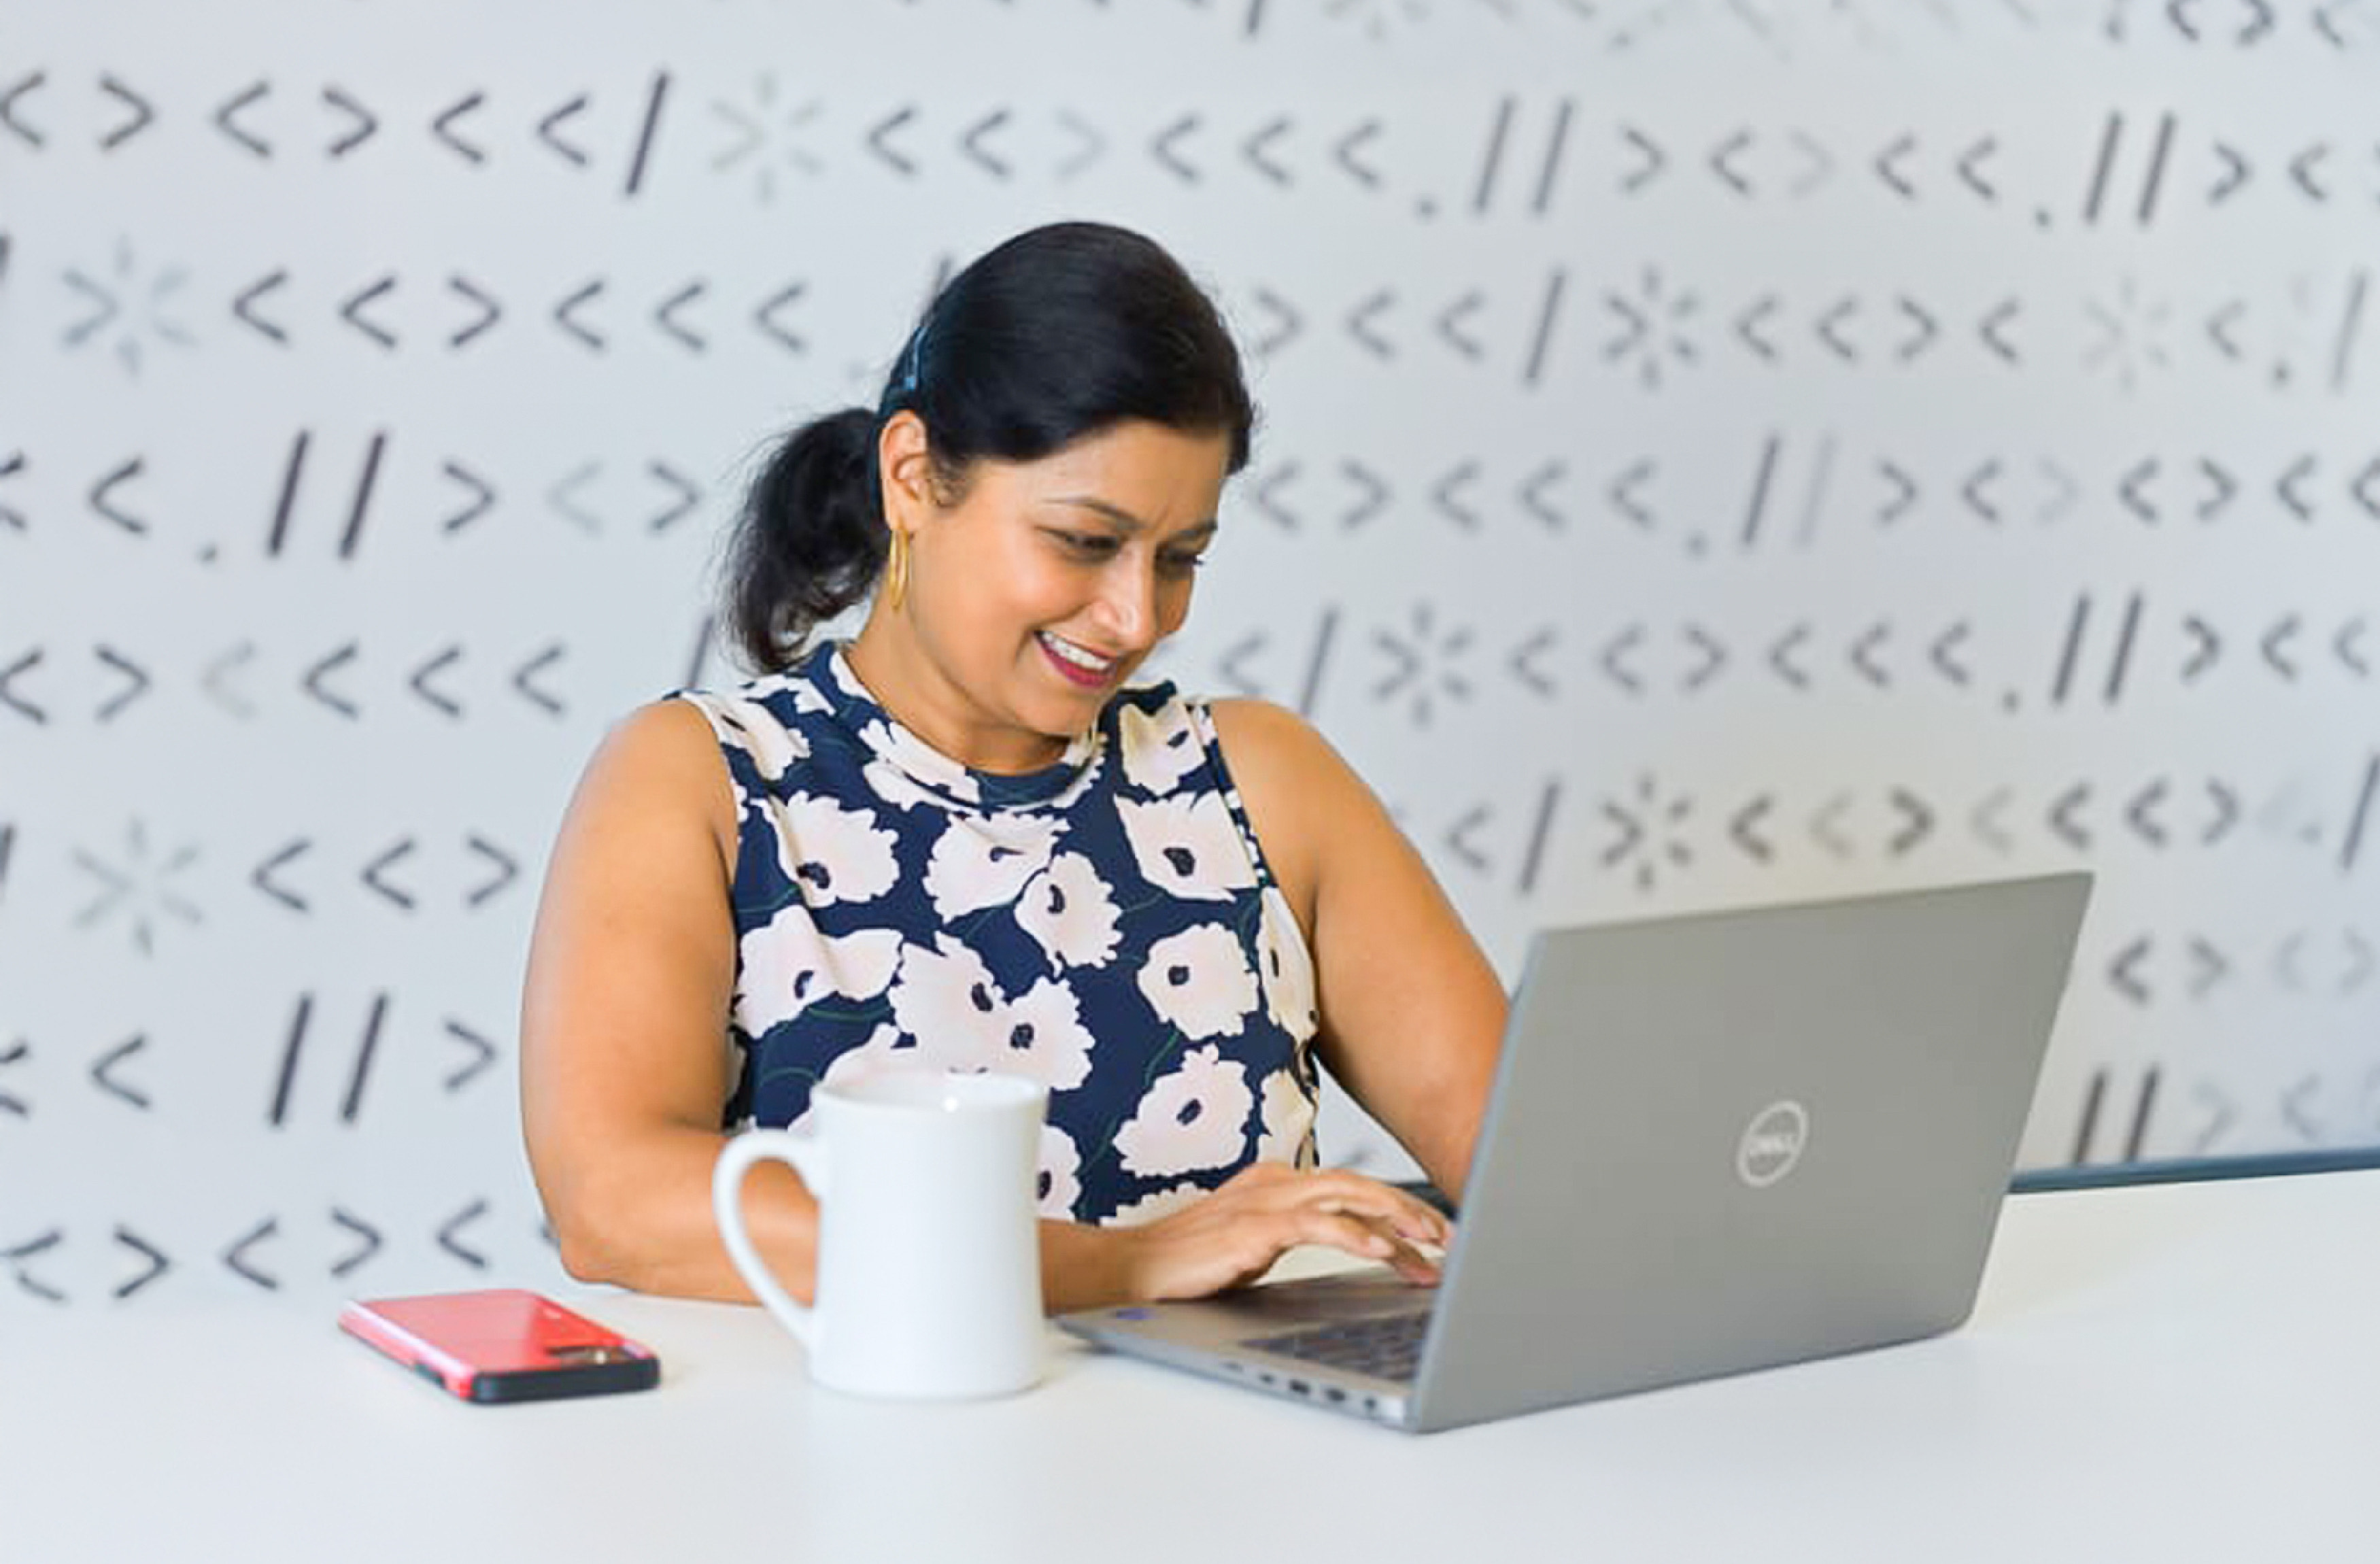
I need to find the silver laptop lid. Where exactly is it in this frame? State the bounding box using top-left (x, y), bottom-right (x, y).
top-left (1408, 872), bottom-right (2090, 1432)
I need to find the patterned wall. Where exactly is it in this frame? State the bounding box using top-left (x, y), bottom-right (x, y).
top-left (3, 0), bottom-right (2375, 1308)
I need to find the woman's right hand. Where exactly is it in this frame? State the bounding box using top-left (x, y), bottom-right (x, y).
top-left (1113, 1163), bottom-right (1454, 1304)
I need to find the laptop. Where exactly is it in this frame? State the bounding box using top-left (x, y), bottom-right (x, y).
top-left (1057, 872), bottom-right (2092, 1433)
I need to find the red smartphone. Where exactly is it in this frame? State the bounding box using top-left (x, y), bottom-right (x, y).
top-left (339, 1288), bottom-right (660, 1404)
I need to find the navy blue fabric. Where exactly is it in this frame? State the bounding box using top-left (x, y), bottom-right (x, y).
top-left (678, 642), bottom-right (1321, 1227)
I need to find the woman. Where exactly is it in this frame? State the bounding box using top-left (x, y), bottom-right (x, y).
top-left (521, 221), bottom-right (1506, 1313)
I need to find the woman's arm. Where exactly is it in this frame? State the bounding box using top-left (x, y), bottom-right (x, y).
top-left (1207, 700), bottom-right (1508, 1202)
top-left (519, 701), bottom-right (1452, 1310)
top-left (518, 700), bottom-right (817, 1302)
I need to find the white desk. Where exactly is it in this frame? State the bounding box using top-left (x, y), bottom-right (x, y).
top-left (5, 1170), bottom-right (2375, 1563)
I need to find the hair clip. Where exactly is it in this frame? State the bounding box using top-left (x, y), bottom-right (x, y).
top-left (882, 317), bottom-right (932, 414)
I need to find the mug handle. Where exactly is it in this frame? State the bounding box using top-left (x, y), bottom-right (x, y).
top-left (711, 1129), bottom-right (828, 1350)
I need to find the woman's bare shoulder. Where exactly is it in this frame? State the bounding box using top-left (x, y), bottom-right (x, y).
top-left (600, 695), bottom-right (726, 772)
top-left (563, 697), bottom-right (739, 860)
top-left (1201, 697), bottom-right (1378, 916)
top-left (1202, 696), bottom-right (1363, 815)
top-left (1202, 696), bottom-right (1340, 773)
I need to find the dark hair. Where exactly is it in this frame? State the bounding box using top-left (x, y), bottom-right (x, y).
top-left (723, 222), bottom-right (1257, 673)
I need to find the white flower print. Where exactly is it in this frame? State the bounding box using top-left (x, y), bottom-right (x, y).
top-left (860, 717), bottom-right (981, 805)
top-left (1135, 923), bottom-right (1260, 1040)
top-left (1036, 1123), bottom-right (1084, 1218)
top-left (1115, 793), bottom-right (1255, 902)
top-left (770, 792), bottom-right (900, 906)
top-left (825, 1022), bottom-right (915, 1083)
top-left (1015, 852), bottom-right (1123, 971)
top-left (781, 672), bottom-right (834, 716)
top-left (1000, 976), bottom-right (1096, 1092)
top-left (1253, 1064), bottom-right (1318, 1168)
top-left (1039, 747), bottom-right (1108, 813)
top-left (1253, 885), bottom-right (1319, 1041)
top-left (1119, 699), bottom-right (1204, 796)
top-left (789, 1023), bottom-right (923, 1134)
top-left (921, 811), bottom-right (1064, 919)
top-left (1114, 1044), bottom-right (1256, 1177)
top-left (885, 936), bottom-right (1008, 1073)
top-left (884, 938), bottom-right (1095, 1092)
top-left (734, 915), bottom-right (903, 1036)
top-left (707, 693), bottom-right (809, 784)
top-left (862, 757), bottom-right (942, 815)
top-left (1102, 1180), bottom-right (1210, 1228)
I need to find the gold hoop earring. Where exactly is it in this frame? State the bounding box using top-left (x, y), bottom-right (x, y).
top-left (885, 528), bottom-right (911, 613)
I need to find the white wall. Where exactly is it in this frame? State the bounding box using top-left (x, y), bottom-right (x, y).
top-left (3, 0), bottom-right (2375, 1308)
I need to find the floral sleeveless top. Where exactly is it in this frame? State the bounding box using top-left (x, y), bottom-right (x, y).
top-left (675, 642), bottom-right (1321, 1227)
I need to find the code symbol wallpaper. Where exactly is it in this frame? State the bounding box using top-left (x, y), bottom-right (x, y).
top-left (1, 0), bottom-right (2375, 1307)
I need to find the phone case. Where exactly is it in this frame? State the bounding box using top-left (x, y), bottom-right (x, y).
top-left (339, 1288), bottom-right (660, 1404)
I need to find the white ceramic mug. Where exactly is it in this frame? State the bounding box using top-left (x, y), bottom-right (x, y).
top-left (711, 1070), bottom-right (1049, 1400)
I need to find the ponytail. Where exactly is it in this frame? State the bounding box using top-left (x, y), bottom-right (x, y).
top-left (724, 407), bottom-right (884, 673)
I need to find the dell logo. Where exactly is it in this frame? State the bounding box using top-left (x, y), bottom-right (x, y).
top-left (1736, 1100), bottom-right (1809, 1189)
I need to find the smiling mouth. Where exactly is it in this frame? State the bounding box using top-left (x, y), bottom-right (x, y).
top-left (1038, 631), bottom-right (1119, 687)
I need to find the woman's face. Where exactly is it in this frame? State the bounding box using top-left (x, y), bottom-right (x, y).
top-left (860, 415), bottom-right (1234, 772)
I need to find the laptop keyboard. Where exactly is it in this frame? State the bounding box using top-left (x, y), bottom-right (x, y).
top-left (1247, 1310), bottom-right (1429, 1383)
